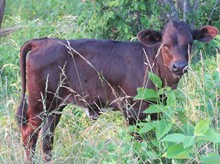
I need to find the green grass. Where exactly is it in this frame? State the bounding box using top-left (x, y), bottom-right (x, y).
top-left (0, 0), bottom-right (220, 163)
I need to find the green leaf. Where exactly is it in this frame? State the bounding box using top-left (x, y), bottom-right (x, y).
top-left (194, 118), bottom-right (210, 136)
top-left (143, 104), bottom-right (163, 114)
top-left (166, 91), bottom-right (176, 106)
top-left (200, 128), bottom-right (220, 143)
top-left (148, 71), bottom-right (162, 88)
top-left (201, 154), bottom-right (220, 164)
top-left (135, 88), bottom-right (158, 101)
top-left (155, 119), bottom-right (172, 140)
top-left (134, 3), bottom-right (138, 10)
top-left (138, 122), bottom-right (155, 134)
top-left (164, 144), bottom-right (191, 159)
top-left (124, 26), bottom-right (128, 33)
top-left (181, 123), bottom-right (195, 136)
top-left (183, 136), bottom-right (195, 148)
top-left (146, 151), bottom-right (158, 159)
top-left (139, 3), bottom-right (146, 10)
top-left (161, 133), bottom-right (186, 143)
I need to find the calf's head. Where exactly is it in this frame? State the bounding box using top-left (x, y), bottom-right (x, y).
top-left (138, 21), bottom-right (218, 85)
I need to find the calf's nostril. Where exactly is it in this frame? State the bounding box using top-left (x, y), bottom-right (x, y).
top-left (172, 63), bottom-right (188, 74)
top-left (172, 64), bottom-right (178, 72)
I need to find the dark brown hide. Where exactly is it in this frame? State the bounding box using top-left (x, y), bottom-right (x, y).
top-left (17, 20), bottom-right (218, 162)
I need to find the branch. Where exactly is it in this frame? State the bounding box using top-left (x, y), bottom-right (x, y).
top-left (183, 0), bottom-right (187, 22)
top-left (0, 26), bottom-right (25, 37)
top-left (167, 0), bottom-right (179, 20)
top-left (209, 0), bottom-right (219, 21)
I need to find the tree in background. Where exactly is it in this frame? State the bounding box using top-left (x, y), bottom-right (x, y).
top-left (165, 0), bottom-right (219, 27)
top-left (76, 0), bottom-right (220, 41)
top-left (0, 0), bottom-right (6, 29)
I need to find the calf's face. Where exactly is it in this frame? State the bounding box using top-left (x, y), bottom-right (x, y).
top-left (138, 20), bottom-right (219, 80)
top-left (161, 21), bottom-right (192, 77)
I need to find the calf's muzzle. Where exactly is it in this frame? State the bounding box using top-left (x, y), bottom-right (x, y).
top-left (171, 61), bottom-right (188, 75)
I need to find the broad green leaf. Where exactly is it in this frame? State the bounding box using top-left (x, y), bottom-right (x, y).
top-left (139, 122), bottom-right (155, 134)
top-left (146, 151), bottom-right (158, 159)
top-left (135, 88), bottom-right (158, 101)
top-left (166, 91), bottom-right (176, 106)
top-left (143, 104), bottom-right (163, 114)
top-left (183, 136), bottom-right (195, 148)
top-left (148, 120), bottom-right (159, 129)
top-left (155, 119), bottom-right (172, 140)
top-left (181, 123), bottom-right (195, 136)
top-left (148, 71), bottom-right (162, 88)
top-left (161, 133), bottom-right (186, 143)
top-left (200, 128), bottom-right (220, 143)
top-left (127, 125), bottom-right (137, 133)
top-left (163, 144), bottom-right (191, 159)
top-left (124, 26), bottom-right (128, 33)
top-left (201, 154), bottom-right (220, 164)
top-left (158, 87), bottom-right (165, 95)
top-left (194, 118), bottom-right (210, 136)
top-left (151, 139), bottom-right (159, 148)
top-left (140, 3), bottom-right (146, 11)
top-left (197, 139), bottom-right (209, 148)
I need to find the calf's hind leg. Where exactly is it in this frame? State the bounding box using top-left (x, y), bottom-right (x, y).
top-left (21, 105), bottom-right (44, 162)
top-left (41, 106), bottom-right (65, 162)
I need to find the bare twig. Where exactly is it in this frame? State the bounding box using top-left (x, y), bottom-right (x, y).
top-left (0, 26), bottom-right (25, 37)
top-left (183, 0), bottom-right (188, 22)
top-left (167, 0), bottom-right (179, 20)
top-left (209, 0), bottom-right (219, 21)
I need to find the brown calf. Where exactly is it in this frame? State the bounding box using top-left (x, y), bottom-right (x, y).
top-left (17, 20), bottom-right (218, 162)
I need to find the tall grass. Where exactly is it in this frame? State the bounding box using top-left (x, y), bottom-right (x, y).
top-left (0, 74), bottom-right (24, 162)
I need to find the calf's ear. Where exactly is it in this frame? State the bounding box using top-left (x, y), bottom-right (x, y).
top-left (193, 25), bottom-right (219, 43)
top-left (137, 29), bottom-right (162, 46)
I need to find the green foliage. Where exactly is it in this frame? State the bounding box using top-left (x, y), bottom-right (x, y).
top-left (129, 58), bottom-right (220, 163)
top-left (135, 88), bottom-right (158, 102)
top-left (76, 0), bottom-right (163, 40)
top-left (192, 0), bottom-right (220, 28)
top-left (148, 71), bottom-right (163, 88)
top-left (194, 118), bottom-right (210, 136)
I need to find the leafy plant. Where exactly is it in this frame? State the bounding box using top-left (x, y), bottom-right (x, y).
top-left (130, 67), bottom-right (220, 163)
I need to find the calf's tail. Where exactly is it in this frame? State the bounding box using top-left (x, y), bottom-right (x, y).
top-left (16, 40), bottom-right (32, 126)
